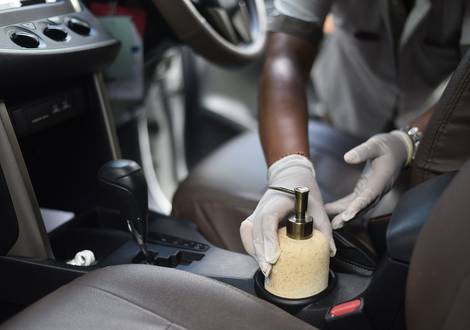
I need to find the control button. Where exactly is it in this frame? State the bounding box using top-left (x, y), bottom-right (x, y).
top-left (10, 31), bottom-right (40, 48)
top-left (44, 26), bottom-right (68, 41)
top-left (22, 22), bottom-right (36, 30)
top-left (48, 16), bottom-right (64, 25)
top-left (67, 17), bottom-right (91, 36)
top-left (329, 299), bottom-right (362, 318)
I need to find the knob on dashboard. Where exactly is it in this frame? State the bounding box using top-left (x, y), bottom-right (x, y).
top-left (10, 31), bottom-right (40, 48)
top-left (44, 26), bottom-right (68, 42)
top-left (67, 17), bottom-right (91, 36)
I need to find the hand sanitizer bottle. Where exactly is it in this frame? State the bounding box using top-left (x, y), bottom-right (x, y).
top-left (264, 186), bottom-right (330, 299)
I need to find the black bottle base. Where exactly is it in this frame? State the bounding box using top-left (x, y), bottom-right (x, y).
top-left (254, 269), bottom-right (337, 314)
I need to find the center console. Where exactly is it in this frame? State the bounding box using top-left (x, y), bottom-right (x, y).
top-left (0, 0), bottom-right (119, 260)
top-left (0, 0), bottom-right (119, 309)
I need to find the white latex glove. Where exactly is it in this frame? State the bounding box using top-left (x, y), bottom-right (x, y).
top-left (325, 131), bottom-right (413, 230)
top-left (240, 154), bottom-right (336, 276)
top-left (66, 250), bottom-right (96, 267)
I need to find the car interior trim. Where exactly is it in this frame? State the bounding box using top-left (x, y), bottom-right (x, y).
top-left (0, 102), bottom-right (53, 260)
top-left (93, 73), bottom-right (121, 160)
top-left (0, 1), bottom-right (78, 28)
top-left (138, 114), bottom-right (172, 214)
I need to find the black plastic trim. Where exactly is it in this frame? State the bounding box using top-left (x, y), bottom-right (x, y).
top-left (0, 256), bottom-right (87, 307)
top-left (0, 167), bottom-right (19, 255)
top-left (386, 172), bottom-right (455, 263)
top-left (254, 269), bottom-right (337, 314)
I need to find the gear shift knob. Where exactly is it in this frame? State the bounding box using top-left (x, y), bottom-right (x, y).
top-left (98, 160), bottom-right (149, 258)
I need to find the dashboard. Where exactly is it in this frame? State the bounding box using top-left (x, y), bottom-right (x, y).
top-left (0, 0), bottom-right (65, 11)
top-left (0, 0), bottom-right (119, 90)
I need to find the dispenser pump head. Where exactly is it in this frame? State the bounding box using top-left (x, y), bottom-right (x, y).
top-left (269, 186), bottom-right (314, 240)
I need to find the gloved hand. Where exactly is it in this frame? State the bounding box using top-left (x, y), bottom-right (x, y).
top-left (240, 154), bottom-right (336, 276)
top-left (325, 131), bottom-right (413, 229)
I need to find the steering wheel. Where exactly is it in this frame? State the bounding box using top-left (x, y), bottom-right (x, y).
top-left (153, 0), bottom-right (267, 67)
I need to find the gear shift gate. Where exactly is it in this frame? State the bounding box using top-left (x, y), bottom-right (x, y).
top-left (132, 248), bottom-right (204, 267)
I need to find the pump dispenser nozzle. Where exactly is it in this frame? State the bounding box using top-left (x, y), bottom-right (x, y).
top-left (269, 186), bottom-right (313, 240)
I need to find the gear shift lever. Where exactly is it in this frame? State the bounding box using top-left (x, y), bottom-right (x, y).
top-left (98, 160), bottom-right (151, 261)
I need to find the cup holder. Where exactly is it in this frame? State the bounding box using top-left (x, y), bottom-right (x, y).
top-left (254, 269), bottom-right (337, 314)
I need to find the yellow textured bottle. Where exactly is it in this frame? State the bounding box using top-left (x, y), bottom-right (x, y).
top-left (264, 187), bottom-right (330, 299)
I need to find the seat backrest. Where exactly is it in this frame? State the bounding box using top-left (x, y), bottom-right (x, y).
top-left (406, 160), bottom-right (470, 330)
top-left (412, 50), bottom-right (470, 184)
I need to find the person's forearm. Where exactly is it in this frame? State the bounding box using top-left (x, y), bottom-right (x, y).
top-left (259, 32), bottom-right (318, 166)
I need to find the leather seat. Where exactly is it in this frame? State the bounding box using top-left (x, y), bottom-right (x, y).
top-left (172, 121), bottom-right (401, 252)
top-left (1, 265), bottom-right (314, 330)
top-left (405, 159), bottom-right (470, 330)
